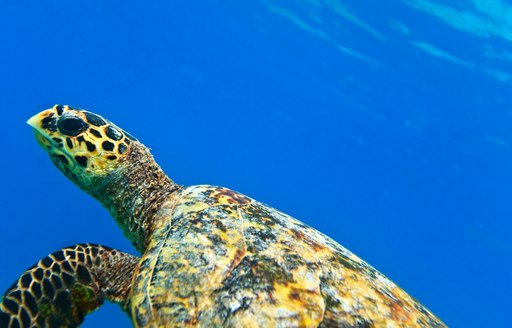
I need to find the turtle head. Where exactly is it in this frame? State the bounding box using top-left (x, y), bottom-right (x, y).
top-left (27, 105), bottom-right (137, 185)
top-left (27, 105), bottom-right (178, 252)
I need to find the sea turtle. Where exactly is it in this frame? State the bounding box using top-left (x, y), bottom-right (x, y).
top-left (1, 105), bottom-right (446, 327)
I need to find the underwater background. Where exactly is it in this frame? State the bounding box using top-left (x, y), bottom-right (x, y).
top-left (1, 1), bottom-right (511, 327)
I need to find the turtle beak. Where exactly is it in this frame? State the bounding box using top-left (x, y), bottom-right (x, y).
top-left (27, 108), bottom-right (59, 148)
top-left (27, 108), bottom-right (56, 131)
top-left (28, 107), bottom-right (76, 169)
top-left (26, 112), bottom-right (41, 129)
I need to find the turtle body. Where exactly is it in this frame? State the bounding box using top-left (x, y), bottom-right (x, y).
top-left (0, 105), bottom-right (446, 327)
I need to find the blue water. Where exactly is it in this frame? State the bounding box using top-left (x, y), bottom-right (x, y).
top-left (1, 1), bottom-right (511, 327)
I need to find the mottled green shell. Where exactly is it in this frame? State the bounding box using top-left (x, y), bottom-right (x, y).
top-left (130, 185), bottom-right (444, 327)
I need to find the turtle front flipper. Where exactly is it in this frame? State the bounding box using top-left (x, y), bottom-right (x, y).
top-left (0, 243), bottom-right (138, 328)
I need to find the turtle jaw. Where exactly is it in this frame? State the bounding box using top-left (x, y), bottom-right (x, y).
top-left (31, 128), bottom-right (51, 148)
top-left (27, 108), bottom-right (58, 147)
top-left (27, 108), bottom-right (76, 169)
top-left (27, 107), bottom-right (57, 132)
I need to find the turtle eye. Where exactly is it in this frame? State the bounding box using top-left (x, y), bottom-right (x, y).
top-left (58, 116), bottom-right (88, 136)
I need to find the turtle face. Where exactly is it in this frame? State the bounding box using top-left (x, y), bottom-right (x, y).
top-left (27, 105), bottom-right (137, 182)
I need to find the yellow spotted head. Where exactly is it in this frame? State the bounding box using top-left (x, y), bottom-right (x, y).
top-left (27, 105), bottom-right (178, 251)
top-left (27, 105), bottom-right (137, 184)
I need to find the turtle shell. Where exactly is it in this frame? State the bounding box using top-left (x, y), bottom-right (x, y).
top-left (130, 185), bottom-right (444, 327)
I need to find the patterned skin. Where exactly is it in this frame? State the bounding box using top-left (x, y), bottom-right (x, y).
top-left (0, 244), bottom-right (137, 327)
top-left (0, 105), bottom-right (446, 327)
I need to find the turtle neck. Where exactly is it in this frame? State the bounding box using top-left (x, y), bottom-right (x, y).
top-left (87, 141), bottom-right (181, 252)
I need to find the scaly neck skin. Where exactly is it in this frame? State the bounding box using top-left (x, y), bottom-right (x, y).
top-left (86, 142), bottom-right (181, 253)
